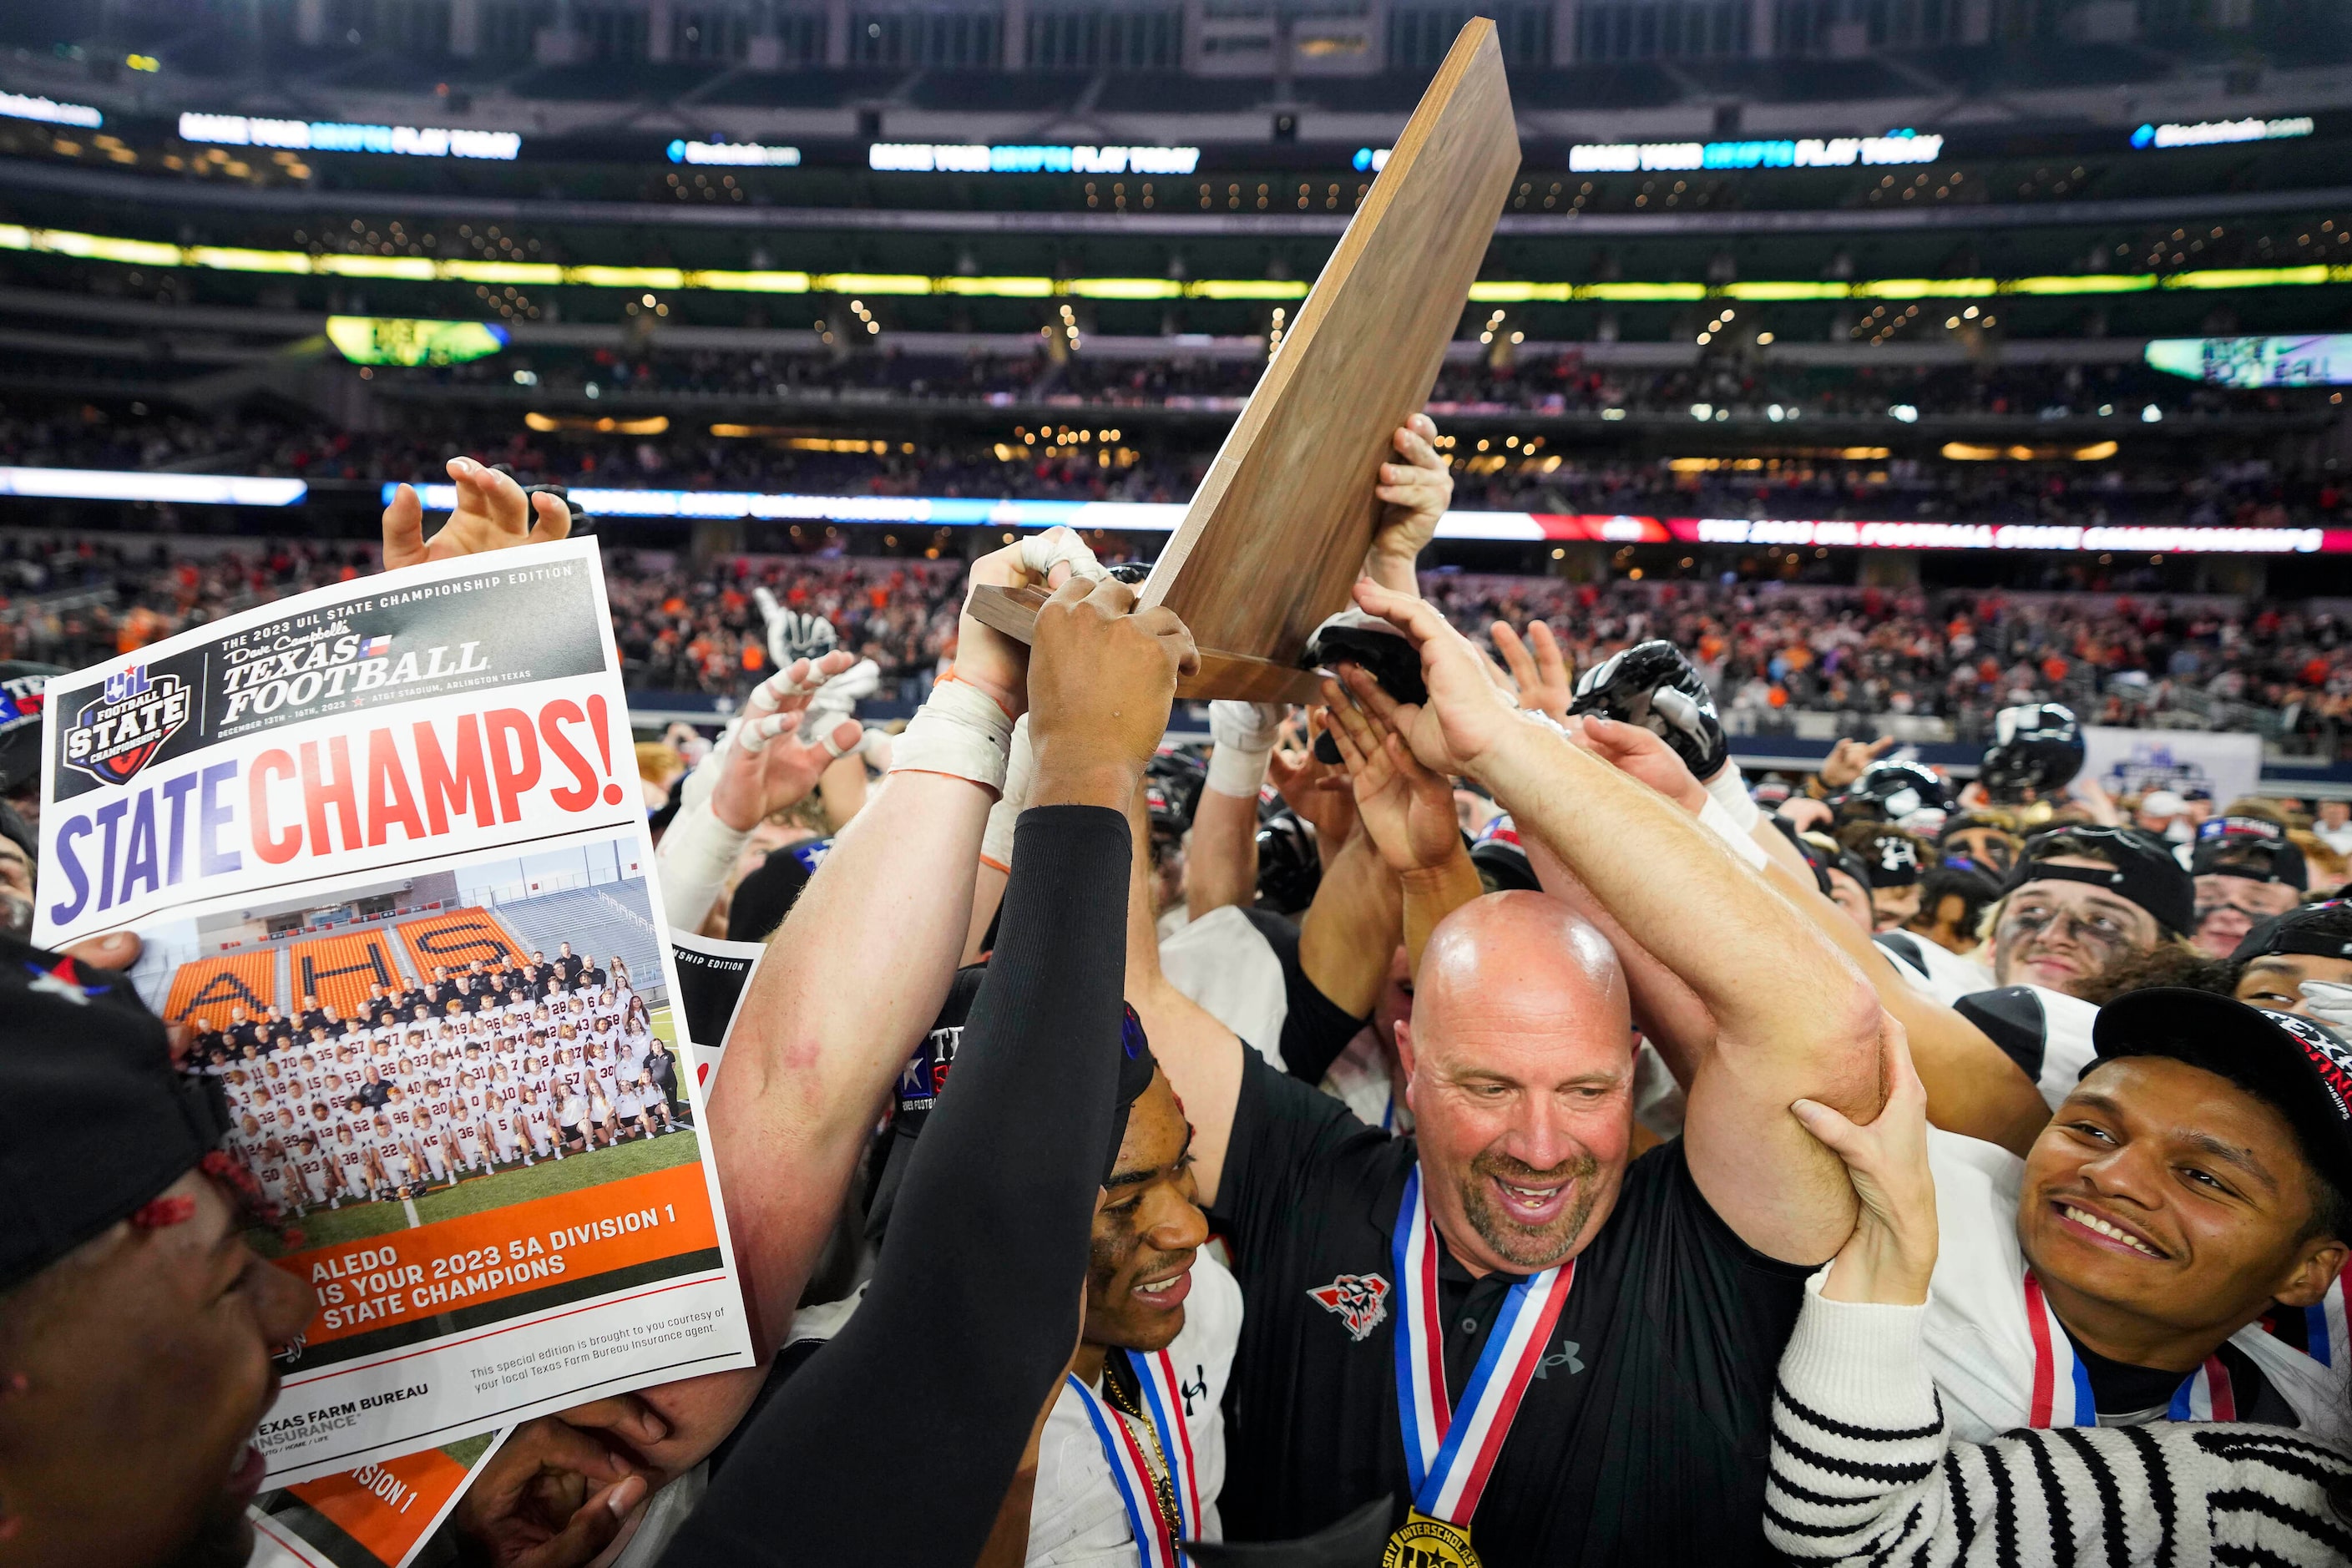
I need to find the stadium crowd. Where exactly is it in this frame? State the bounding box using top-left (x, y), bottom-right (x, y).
top-left (7, 522), bottom-right (2352, 753)
top-left (21, 424), bottom-right (2352, 1568)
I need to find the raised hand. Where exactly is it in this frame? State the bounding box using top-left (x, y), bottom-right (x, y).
top-left (1323, 675), bottom-right (1461, 873)
top-left (1267, 709), bottom-right (1358, 857)
top-left (953, 524), bottom-right (1106, 720)
top-left (707, 652), bottom-right (862, 832)
top-left (382, 457), bottom-right (572, 569)
top-left (1345, 578), bottom-right (1525, 781)
top-left (1366, 413), bottom-right (1451, 592)
top-left (1818, 735), bottom-right (1896, 791)
top-left (1492, 618), bottom-right (1572, 722)
top-left (1025, 574), bottom-right (1198, 806)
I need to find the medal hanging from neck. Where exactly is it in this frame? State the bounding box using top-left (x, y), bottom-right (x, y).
top-left (1065, 1347), bottom-right (1203, 1568)
top-left (2023, 1270), bottom-right (2234, 1425)
top-left (1384, 1167), bottom-right (1576, 1568)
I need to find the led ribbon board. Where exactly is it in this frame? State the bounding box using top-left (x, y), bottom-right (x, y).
top-left (0, 92), bottom-right (101, 128)
top-left (178, 113), bottom-right (520, 159)
top-left (669, 140), bottom-right (800, 165)
top-left (325, 316), bottom-right (508, 367)
top-left (1570, 131), bottom-right (1942, 173)
top-left (867, 143), bottom-right (1201, 175)
top-left (2146, 334), bottom-right (2352, 388)
top-left (2132, 117), bottom-right (2315, 149)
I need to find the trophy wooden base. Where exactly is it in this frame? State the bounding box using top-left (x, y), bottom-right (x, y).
top-left (964, 584), bottom-right (1327, 705)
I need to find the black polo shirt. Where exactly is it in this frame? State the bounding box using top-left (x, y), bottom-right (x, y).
top-left (1211, 1053), bottom-right (1813, 1565)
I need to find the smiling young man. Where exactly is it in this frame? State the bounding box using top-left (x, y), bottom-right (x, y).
top-left (0, 936), bottom-right (317, 1568)
top-left (1920, 987), bottom-right (2352, 1440)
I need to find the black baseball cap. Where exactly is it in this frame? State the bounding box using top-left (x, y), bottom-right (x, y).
top-left (2231, 900), bottom-right (2352, 964)
top-left (726, 837), bottom-right (833, 943)
top-left (0, 933), bottom-right (227, 1290)
top-left (2191, 816), bottom-right (2309, 891)
top-left (2009, 825), bottom-right (2195, 936)
top-left (2094, 988), bottom-right (2352, 1201)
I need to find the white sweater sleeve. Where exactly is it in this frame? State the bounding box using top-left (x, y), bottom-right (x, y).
top-left (1768, 1280), bottom-right (2352, 1567)
top-left (1766, 1281), bottom-right (1953, 1566)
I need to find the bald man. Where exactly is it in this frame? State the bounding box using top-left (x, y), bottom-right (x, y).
top-left (1137, 579), bottom-right (1883, 1565)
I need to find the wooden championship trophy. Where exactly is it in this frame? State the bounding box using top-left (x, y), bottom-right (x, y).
top-left (965, 18), bottom-right (1520, 701)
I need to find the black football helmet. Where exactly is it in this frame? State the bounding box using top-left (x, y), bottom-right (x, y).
top-left (1144, 748), bottom-right (1207, 842)
top-left (1978, 703), bottom-right (2084, 802)
top-left (1834, 760), bottom-right (1952, 826)
top-left (1567, 640), bottom-right (1729, 781)
top-left (1254, 808), bottom-right (1322, 915)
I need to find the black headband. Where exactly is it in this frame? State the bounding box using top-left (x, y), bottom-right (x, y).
top-left (2012, 857), bottom-right (2194, 936)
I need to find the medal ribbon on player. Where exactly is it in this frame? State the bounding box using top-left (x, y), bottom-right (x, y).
top-left (1065, 1346), bottom-right (1201, 1568)
top-left (2024, 1270), bottom-right (2234, 1425)
top-left (1389, 1166), bottom-right (1575, 1525)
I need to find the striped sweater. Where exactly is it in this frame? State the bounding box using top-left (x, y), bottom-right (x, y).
top-left (1766, 1281), bottom-right (2352, 1567)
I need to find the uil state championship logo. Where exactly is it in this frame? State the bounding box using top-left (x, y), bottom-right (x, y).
top-left (62, 664), bottom-right (193, 787)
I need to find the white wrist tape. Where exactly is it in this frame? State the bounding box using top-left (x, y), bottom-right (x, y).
top-left (1703, 762), bottom-right (1761, 834)
top-left (1698, 794), bottom-right (1769, 868)
top-left (888, 679), bottom-right (1014, 794)
top-left (1207, 701), bottom-right (1282, 797)
top-left (1017, 524), bottom-right (1110, 585)
top-left (979, 716), bottom-right (1035, 868)
top-left (655, 797), bottom-right (752, 933)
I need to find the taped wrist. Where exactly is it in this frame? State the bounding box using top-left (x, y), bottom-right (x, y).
top-left (1206, 739), bottom-right (1273, 799)
top-left (979, 716), bottom-right (1035, 869)
top-left (1697, 794), bottom-right (1769, 868)
top-left (889, 676), bottom-right (1014, 794)
top-left (655, 799), bottom-right (752, 933)
top-left (1703, 762), bottom-right (1760, 834)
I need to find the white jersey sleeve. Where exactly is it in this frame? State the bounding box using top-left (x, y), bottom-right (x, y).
top-left (1947, 983), bottom-right (2102, 1111)
top-left (1157, 906), bottom-right (1287, 1071)
top-left (1871, 929), bottom-right (1996, 1005)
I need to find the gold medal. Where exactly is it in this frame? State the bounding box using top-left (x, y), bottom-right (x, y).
top-left (1382, 1510), bottom-right (1480, 1568)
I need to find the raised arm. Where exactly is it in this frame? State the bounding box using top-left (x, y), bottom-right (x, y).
top-left (1345, 579), bottom-right (1883, 1264)
top-left (1185, 701), bottom-right (1281, 919)
top-left (706, 527), bottom-right (1104, 1348)
top-left (666, 574), bottom-right (1198, 1568)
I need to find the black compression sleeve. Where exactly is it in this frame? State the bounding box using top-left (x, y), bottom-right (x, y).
top-left (659, 804), bottom-right (1131, 1568)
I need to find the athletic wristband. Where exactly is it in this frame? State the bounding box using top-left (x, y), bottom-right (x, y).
top-left (979, 716), bottom-right (1034, 867)
top-left (1206, 739), bottom-right (1274, 799)
top-left (889, 676), bottom-right (1015, 794)
top-left (1698, 794), bottom-right (1769, 868)
top-left (655, 798), bottom-right (752, 933)
top-left (1703, 762), bottom-right (1761, 834)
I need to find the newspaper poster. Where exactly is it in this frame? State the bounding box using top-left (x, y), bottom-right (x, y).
top-left (248, 1431), bottom-right (507, 1568)
top-left (669, 933), bottom-right (766, 1090)
top-left (33, 537), bottom-right (755, 1484)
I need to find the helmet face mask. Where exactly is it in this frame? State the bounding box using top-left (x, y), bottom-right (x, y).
top-left (1568, 640), bottom-right (1729, 781)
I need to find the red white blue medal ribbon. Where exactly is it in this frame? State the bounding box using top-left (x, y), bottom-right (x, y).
top-left (1391, 1166), bottom-right (1575, 1525)
top-left (1065, 1347), bottom-right (1202, 1568)
top-left (2024, 1270), bottom-right (2233, 1426)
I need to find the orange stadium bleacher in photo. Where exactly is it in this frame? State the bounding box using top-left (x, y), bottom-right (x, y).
top-left (164, 952), bottom-right (278, 1029)
top-left (287, 929), bottom-right (407, 1016)
top-left (397, 907), bottom-right (527, 984)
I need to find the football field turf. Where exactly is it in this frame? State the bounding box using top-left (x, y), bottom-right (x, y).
top-left (264, 1126), bottom-right (702, 1253)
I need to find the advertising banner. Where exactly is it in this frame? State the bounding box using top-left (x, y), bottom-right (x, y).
top-left (2081, 725), bottom-right (2263, 809)
top-left (34, 539), bottom-right (754, 1484)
